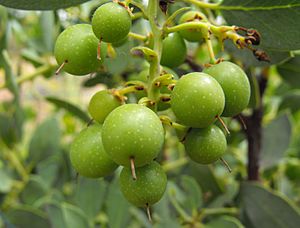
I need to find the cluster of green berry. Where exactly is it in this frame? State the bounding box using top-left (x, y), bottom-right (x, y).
top-left (53, 1), bottom-right (252, 218)
top-left (54, 2), bottom-right (131, 75)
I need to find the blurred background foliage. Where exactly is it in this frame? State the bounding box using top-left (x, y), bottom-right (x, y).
top-left (0, 0), bottom-right (300, 227)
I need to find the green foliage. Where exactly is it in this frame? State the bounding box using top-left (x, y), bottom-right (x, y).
top-left (46, 97), bottom-right (90, 123)
top-left (0, 0), bottom-right (91, 10)
top-left (261, 114), bottom-right (292, 170)
top-left (277, 54), bottom-right (300, 89)
top-left (239, 182), bottom-right (300, 228)
top-left (0, 0), bottom-right (300, 227)
top-left (28, 117), bottom-right (61, 165)
top-left (221, 0), bottom-right (300, 51)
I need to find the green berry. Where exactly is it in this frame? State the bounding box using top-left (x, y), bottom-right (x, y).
top-left (102, 104), bottom-right (165, 167)
top-left (120, 161), bottom-right (167, 207)
top-left (179, 11), bottom-right (208, 42)
top-left (112, 36), bottom-right (128, 47)
top-left (88, 90), bottom-right (122, 123)
top-left (70, 124), bottom-right (118, 178)
top-left (204, 61), bottom-right (251, 117)
top-left (185, 125), bottom-right (227, 164)
top-left (54, 24), bottom-right (107, 76)
top-left (92, 2), bottom-right (131, 43)
top-left (171, 72), bottom-right (225, 128)
top-left (161, 32), bottom-right (187, 68)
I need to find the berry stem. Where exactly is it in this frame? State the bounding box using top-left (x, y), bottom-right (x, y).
top-left (87, 118), bottom-right (94, 127)
top-left (182, 0), bottom-right (220, 10)
top-left (118, 85), bottom-right (144, 95)
top-left (238, 114), bottom-right (247, 130)
top-left (169, 190), bottom-right (193, 223)
top-left (130, 157), bottom-right (137, 180)
top-left (159, 115), bottom-right (188, 132)
top-left (97, 39), bottom-right (102, 60)
top-left (163, 157), bottom-right (188, 172)
top-left (219, 157), bottom-right (232, 173)
top-left (146, 0), bottom-right (163, 110)
top-left (128, 32), bottom-right (147, 41)
top-left (55, 60), bottom-right (67, 75)
top-left (205, 37), bottom-right (217, 64)
top-left (146, 203), bottom-right (152, 222)
top-left (0, 63), bottom-right (56, 90)
top-left (200, 207), bottom-right (239, 218)
top-left (216, 115), bottom-right (230, 135)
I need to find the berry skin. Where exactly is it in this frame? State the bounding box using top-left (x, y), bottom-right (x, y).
top-left (102, 104), bottom-right (165, 167)
top-left (54, 24), bottom-right (107, 76)
top-left (185, 125), bottom-right (227, 164)
top-left (179, 11), bottom-right (208, 42)
top-left (170, 72), bottom-right (225, 128)
top-left (160, 32), bottom-right (187, 68)
top-left (92, 2), bottom-right (132, 43)
top-left (120, 161), bottom-right (167, 207)
top-left (204, 61), bottom-right (251, 117)
top-left (88, 90), bottom-right (122, 123)
top-left (70, 124), bottom-right (118, 178)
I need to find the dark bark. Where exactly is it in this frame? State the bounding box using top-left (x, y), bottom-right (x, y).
top-left (239, 70), bottom-right (268, 181)
top-left (244, 109), bottom-right (263, 180)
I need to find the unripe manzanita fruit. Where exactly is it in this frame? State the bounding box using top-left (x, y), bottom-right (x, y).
top-left (160, 32), bottom-right (187, 68)
top-left (88, 90), bottom-right (122, 123)
top-left (92, 2), bottom-right (132, 43)
top-left (120, 161), bottom-right (167, 207)
top-left (102, 104), bottom-right (165, 167)
top-left (70, 124), bottom-right (118, 178)
top-left (204, 61), bottom-right (251, 117)
top-left (185, 125), bottom-right (227, 164)
top-left (171, 72), bottom-right (225, 128)
top-left (179, 11), bottom-right (208, 42)
top-left (54, 24), bottom-right (107, 76)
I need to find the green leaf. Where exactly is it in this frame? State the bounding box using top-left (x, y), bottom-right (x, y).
top-left (20, 175), bottom-right (47, 205)
top-left (153, 187), bottom-right (174, 223)
top-left (208, 183), bottom-right (239, 208)
top-left (0, 113), bottom-right (19, 148)
top-left (179, 175), bottom-right (203, 212)
top-left (205, 215), bottom-right (244, 228)
top-left (36, 155), bottom-right (61, 188)
top-left (106, 177), bottom-right (131, 228)
top-left (46, 97), bottom-right (90, 123)
top-left (247, 73), bottom-right (260, 109)
top-left (240, 182), bottom-right (300, 228)
top-left (28, 117), bottom-right (61, 164)
top-left (74, 177), bottom-right (107, 220)
top-left (0, 169), bottom-right (13, 193)
top-left (40, 11), bottom-right (55, 53)
top-left (221, 0), bottom-right (300, 51)
top-left (105, 41), bottom-right (135, 75)
top-left (261, 114), bottom-right (292, 169)
top-left (224, 40), bottom-right (291, 67)
top-left (279, 90), bottom-right (300, 113)
top-left (62, 203), bottom-right (90, 228)
top-left (46, 202), bottom-right (90, 228)
top-left (277, 55), bottom-right (300, 89)
top-left (2, 50), bottom-right (19, 98)
top-left (129, 207), bottom-right (152, 228)
top-left (187, 162), bottom-right (224, 203)
top-left (6, 205), bottom-right (50, 228)
top-left (0, 0), bottom-right (91, 10)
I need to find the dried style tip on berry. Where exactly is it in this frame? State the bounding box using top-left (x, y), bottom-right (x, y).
top-left (253, 49), bottom-right (271, 62)
top-left (55, 60), bottom-right (67, 75)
